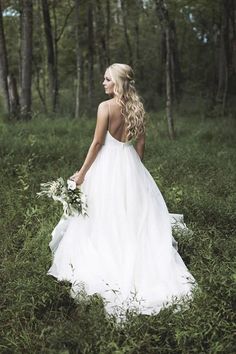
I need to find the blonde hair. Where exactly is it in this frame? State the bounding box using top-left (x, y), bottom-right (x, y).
top-left (107, 63), bottom-right (146, 141)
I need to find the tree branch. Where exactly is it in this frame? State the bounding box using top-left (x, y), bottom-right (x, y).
top-left (56, 5), bottom-right (74, 42)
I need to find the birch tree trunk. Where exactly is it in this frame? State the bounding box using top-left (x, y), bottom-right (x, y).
top-left (0, 0), bottom-right (10, 115)
top-left (156, 0), bottom-right (175, 139)
top-left (8, 74), bottom-right (20, 117)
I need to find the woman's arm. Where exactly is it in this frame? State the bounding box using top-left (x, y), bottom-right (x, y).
top-left (71, 102), bottom-right (109, 185)
top-left (135, 132), bottom-right (145, 161)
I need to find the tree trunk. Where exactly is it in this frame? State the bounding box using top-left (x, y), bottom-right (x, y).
top-left (134, 1), bottom-right (145, 81)
top-left (75, 0), bottom-right (81, 119)
top-left (166, 26), bottom-right (175, 140)
top-left (95, 0), bottom-right (110, 74)
top-left (216, 0), bottom-right (230, 115)
top-left (95, 0), bottom-right (105, 74)
top-left (52, 4), bottom-right (60, 112)
top-left (106, 0), bottom-right (110, 65)
top-left (170, 20), bottom-right (182, 101)
top-left (135, 11), bottom-right (140, 66)
top-left (0, 0), bottom-right (10, 115)
top-left (20, 0), bottom-right (33, 119)
top-left (216, 0), bottom-right (234, 115)
top-left (155, 0), bottom-right (175, 139)
top-left (34, 61), bottom-right (47, 113)
top-left (42, 0), bottom-right (58, 112)
top-left (87, 0), bottom-right (94, 115)
top-left (229, 0), bottom-right (236, 73)
top-left (8, 74), bottom-right (20, 117)
top-left (120, 0), bottom-right (133, 66)
top-left (158, 28), bottom-right (165, 96)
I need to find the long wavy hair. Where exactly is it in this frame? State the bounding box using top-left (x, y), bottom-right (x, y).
top-left (107, 63), bottom-right (146, 141)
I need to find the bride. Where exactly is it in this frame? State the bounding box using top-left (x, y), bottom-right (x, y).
top-left (48, 63), bottom-right (197, 317)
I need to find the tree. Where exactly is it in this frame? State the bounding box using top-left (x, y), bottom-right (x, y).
top-left (42, 0), bottom-right (57, 112)
top-left (95, 0), bottom-right (110, 75)
top-left (1, 0), bottom-right (235, 121)
top-left (87, 0), bottom-right (94, 115)
top-left (120, 0), bottom-right (133, 66)
top-left (156, 0), bottom-right (176, 139)
top-left (75, 0), bottom-right (81, 119)
top-left (20, 0), bottom-right (33, 119)
top-left (0, 0), bottom-right (10, 115)
top-left (105, 0), bottom-right (110, 66)
top-left (165, 24), bottom-right (174, 139)
top-left (42, 0), bottom-right (74, 113)
top-left (215, 0), bottom-right (236, 114)
top-left (8, 73), bottom-right (19, 117)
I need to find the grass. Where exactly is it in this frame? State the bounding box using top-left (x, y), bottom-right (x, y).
top-left (0, 112), bottom-right (235, 353)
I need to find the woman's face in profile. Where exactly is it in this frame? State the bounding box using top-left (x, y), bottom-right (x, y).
top-left (103, 70), bottom-right (115, 96)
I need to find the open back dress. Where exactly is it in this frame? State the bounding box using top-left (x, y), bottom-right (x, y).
top-left (47, 101), bottom-right (197, 317)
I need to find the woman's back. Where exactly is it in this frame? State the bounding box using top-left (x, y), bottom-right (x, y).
top-left (107, 99), bottom-right (129, 143)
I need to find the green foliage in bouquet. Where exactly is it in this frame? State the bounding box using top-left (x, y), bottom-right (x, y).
top-left (37, 177), bottom-right (88, 217)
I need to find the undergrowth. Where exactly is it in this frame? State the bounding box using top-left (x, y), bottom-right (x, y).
top-left (0, 113), bottom-right (235, 353)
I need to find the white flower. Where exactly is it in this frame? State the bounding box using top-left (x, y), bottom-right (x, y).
top-left (67, 179), bottom-right (77, 190)
top-left (50, 181), bottom-right (60, 195)
top-left (80, 193), bottom-right (87, 204)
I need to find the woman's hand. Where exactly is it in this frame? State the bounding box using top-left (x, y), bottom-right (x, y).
top-left (70, 170), bottom-right (85, 186)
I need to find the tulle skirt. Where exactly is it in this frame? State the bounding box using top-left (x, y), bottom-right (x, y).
top-left (48, 131), bottom-right (197, 316)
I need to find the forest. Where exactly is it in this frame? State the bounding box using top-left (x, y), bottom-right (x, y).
top-left (0, 0), bottom-right (235, 353)
top-left (0, 0), bottom-right (236, 123)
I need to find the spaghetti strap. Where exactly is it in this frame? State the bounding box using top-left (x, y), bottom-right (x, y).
top-left (108, 101), bottom-right (111, 117)
top-left (107, 101), bottom-right (110, 130)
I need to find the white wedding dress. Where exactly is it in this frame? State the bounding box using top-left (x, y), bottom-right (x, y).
top-left (48, 130), bottom-right (197, 317)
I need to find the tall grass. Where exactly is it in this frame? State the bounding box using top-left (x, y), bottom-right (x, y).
top-left (0, 113), bottom-right (235, 353)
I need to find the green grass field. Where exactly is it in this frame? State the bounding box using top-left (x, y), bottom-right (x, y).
top-left (0, 112), bottom-right (235, 353)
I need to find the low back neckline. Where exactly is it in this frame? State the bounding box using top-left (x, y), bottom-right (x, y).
top-left (107, 100), bottom-right (130, 143)
top-left (107, 130), bottom-right (132, 145)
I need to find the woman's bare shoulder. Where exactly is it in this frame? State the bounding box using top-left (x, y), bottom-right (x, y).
top-left (97, 100), bottom-right (110, 114)
top-left (98, 98), bottom-right (118, 115)
top-left (98, 99), bottom-right (113, 110)
top-left (99, 98), bottom-right (114, 105)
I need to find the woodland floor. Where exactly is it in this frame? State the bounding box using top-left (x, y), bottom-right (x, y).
top-left (0, 112), bottom-right (235, 353)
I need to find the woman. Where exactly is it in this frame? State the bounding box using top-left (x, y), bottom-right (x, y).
top-left (48, 63), bottom-right (196, 317)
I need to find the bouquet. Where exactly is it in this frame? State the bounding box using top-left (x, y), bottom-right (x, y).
top-left (37, 177), bottom-right (88, 217)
